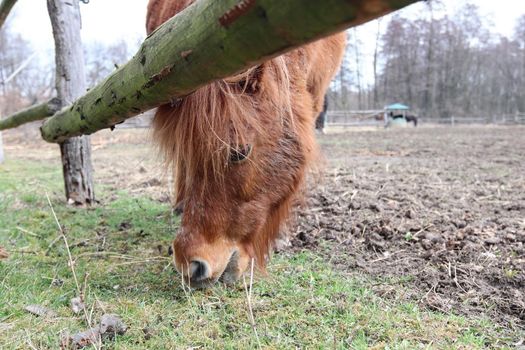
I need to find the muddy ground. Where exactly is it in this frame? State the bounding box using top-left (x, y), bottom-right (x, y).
top-left (3, 125), bottom-right (524, 332)
top-left (289, 125), bottom-right (525, 330)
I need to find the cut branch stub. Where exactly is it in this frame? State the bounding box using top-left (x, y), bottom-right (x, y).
top-left (0, 98), bottom-right (61, 131)
top-left (0, 0), bottom-right (17, 29)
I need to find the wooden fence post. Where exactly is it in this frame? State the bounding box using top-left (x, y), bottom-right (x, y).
top-left (47, 0), bottom-right (95, 205)
top-left (0, 128), bottom-right (4, 164)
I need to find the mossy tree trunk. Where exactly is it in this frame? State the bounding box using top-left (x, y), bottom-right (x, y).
top-left (47, 0), bottom-right (94, 205)
top-left (40, 0), bottom-right (421, 143)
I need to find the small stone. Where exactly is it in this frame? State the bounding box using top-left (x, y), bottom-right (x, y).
top-left (425, 232), bottom-right (442, 243)
top-left (51, 278), bottom-right (64, 287)
top-left (421, 239), bottom-right (433, 250)
top-left (64, 326), bottom-right (101, 349)
top-left (0, 246), bottom-right (8, 260)
top-left (484, 237), bottom-right (501, 245)
top-left (99, 314), bottom-right (127, 337)
top-left (505, 233), bottom-right (516, 241)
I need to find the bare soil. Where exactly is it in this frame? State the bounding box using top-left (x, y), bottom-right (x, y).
top-left (289, 125), bottom-right (525, 329)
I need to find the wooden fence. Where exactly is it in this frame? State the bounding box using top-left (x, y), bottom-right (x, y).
top-left (325, 110), bottom-right (525, 128)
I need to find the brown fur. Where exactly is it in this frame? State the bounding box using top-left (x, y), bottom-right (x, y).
top-left (147, 0), bottom-right (346, 283)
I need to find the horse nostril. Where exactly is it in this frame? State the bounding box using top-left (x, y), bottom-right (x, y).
top-left (189, 260), bottom-right (210, 282)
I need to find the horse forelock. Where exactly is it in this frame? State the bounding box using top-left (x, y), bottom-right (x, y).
top-left (153, 56), bottom-right (293, 205)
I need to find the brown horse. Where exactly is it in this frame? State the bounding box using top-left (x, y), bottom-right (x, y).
top-left (147, 0), bottom-right (346, 288)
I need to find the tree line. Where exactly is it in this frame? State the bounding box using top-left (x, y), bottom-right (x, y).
top-left (0, 22), bottom-right (133, 121)
top-left (2, 1), bottom-right (524, 122)
top-left (329, 2), bottom-right (525, 119)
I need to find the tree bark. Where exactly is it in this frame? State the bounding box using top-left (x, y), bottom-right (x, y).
top-left (373, 19), bottom-right (382, 107)
top-left (0, 98), bottom-right (61, 131)
top-left (353, 28), bottom-right (363, 110)
top-left (423, 1), bottom-right (435, 116)
top-left (47, 0), bottom-right (94, 205)
top-left (0, 0), bottom-right (17, 29)
top-left (40, 0), bottom-right (421, 143)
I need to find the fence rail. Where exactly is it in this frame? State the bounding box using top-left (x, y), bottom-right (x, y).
top-left (429, 116), bottom-right (525, 125)
top-left (325, 110), bottom-right (525, 127)
top-left (118, 112), bottom-right (525, 130)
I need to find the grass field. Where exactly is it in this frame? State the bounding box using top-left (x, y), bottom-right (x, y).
top-left (0, 127), bottom-right (522, 349)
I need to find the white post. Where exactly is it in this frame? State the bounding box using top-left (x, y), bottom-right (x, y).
top-left (0, 131), bottom-right (4, 164)
top-left (0, 109), bottom-right (3, 164)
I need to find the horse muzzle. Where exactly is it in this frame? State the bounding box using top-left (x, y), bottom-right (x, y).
top-left (173, 238), bottom-right (250, 289)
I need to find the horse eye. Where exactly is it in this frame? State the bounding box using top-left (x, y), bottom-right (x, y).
top-left (230, 144), bottom-right (252, 163)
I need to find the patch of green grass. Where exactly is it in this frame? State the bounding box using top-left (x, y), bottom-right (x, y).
top-left (0, 158), bottom-right (515, 349)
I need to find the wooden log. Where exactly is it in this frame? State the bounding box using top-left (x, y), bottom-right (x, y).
top-left (0, 98), bottom-right (61, 131)
top-left (40, 0), bottom-right (421, 143)
top-left (47, 0), bottom-right (95, 205)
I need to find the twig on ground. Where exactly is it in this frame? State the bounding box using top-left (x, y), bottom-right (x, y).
top-left (94, 293), bottom-right (107, 315)
top-left (46, 193), bottom-right (81, 295)
top-left (82, 272), bottom-right (90, 299)
top-left (45, 234), bottom-right (62, 256)
top-left (45, 192), bottom-right (100, 350)
top-left (243, 258), bottom-right (261, 349)
top-left (16, 226), bottom-right (40, 237)
top-left (25, 330), bottom-right (38, 350)
top-left (111, 257), bottom-right (169, 267)
top-left (412, 224), bottom-right (434, 238)
top-left (179, 264), bottom-right (198, 311)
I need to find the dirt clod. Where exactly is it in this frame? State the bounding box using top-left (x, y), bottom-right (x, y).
top-left (70, 297), bottom-right (85, 315)
top-left (61, 314), bottom-right (127, 349)
top-left (24, 304), bottom-right (57, 318)
top-left (0, 246), bottom-right (8, 260)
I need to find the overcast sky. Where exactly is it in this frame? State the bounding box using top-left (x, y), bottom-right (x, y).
top-left (9, 0), bottom-right (148, 52)
top-left (8, 0), bottom-right (525, 49)
top-left (5, 0), bottom-right (525, 84)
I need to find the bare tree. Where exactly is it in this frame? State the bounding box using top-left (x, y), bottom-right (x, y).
top-left (47, 0), bottom-right (94, 205)
top-left (351, 28), bottom-right (364, 109)
top-left (372, 19), bottom-right (382, 107)
top-left (84, 40), bottom-right (130, 87)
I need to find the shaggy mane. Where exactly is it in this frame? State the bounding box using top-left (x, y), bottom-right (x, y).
top-left (152, 57), bottom-right (292, 207)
